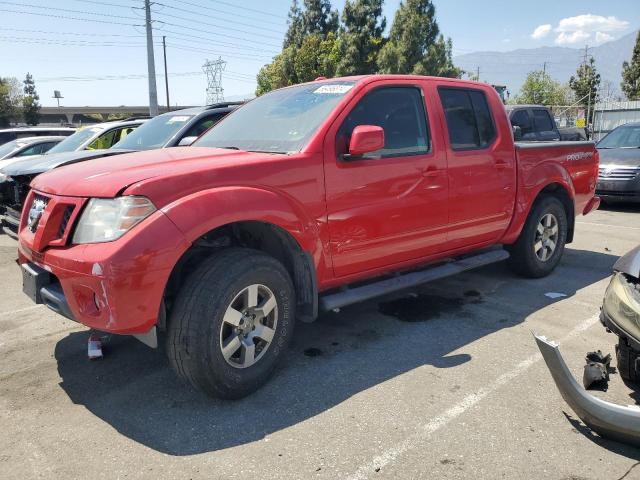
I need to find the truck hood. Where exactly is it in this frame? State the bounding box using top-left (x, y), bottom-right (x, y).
top-left (597, 147), bottom-right (640, 167)
top-left (2, 149), bottom-right (132, 176)
top-left (31, 147), bottom-right (267, 198)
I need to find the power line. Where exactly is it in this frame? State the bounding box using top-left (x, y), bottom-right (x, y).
top-left (154, 28), bottom-right (279, 54)
top-left (152, 10), bottom-right (283, 42)
top-left (205, 0), bottom-right (286, 19)
top-left (171, 0), bottom-right (284, 28)
top-left (0, 1), bottom-right (138, 20)
top-left (155, 2), bottom-right (285, 35)
top-left (0, 8), bottom-right (139, 26)
top-left (153, 18), bottom-right (282, 49)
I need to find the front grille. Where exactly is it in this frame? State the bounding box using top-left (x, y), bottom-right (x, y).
top-left (598, 167), bottom-right (640, 180)
top-left (57, 206), bottom-right (74, 239)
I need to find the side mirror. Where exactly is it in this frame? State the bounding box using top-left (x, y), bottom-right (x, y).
top-left (347, 125), bottom-right (385, 157)
top-left (512, 125), bottom-right (522, 141)
top-left (178, 136), bottom-right (198, 147)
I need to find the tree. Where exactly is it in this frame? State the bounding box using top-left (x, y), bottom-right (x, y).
top-left (569, 57), bottom-right (601, 122)
top-left (257, 0), bottom-right (339, 95)
top-left (377, 0), bottom-right (461, 78)
top-left (283, 0), bottom-right (304, 49)
top-left (295, 32), bottom-right (339, 82)
top-left (514, 70), bottom-right (571, 105)
top-left (22, 72), bottom-right (41, 126)
top-left (0, 76), bottom-right (22, 127)
top-left (302, 0), bottom-right (338, 37)
top-left (335, 0), bottom-right (385, 76)
top-left (621, 31), bottom-right (640, 100)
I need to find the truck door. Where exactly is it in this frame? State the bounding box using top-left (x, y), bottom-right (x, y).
top-left (323, 82), bottom-right (449, 278)
top-left (436, 86), bottom-right (516, 248)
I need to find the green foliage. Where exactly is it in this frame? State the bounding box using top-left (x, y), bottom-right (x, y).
top-left (335, 0), bottom-right (385, 76)
top-left (377, 0), bottom-right (461, 78)
top-left (621, 31), bottom-right (640, 100)
top-left (0, 76), bottom-right (22, 127)
top-left (22, 72), bottom-right (41, 126)
top-left (569, 57), bottom-right (600, 120)
top-left (302, 0), bottom-right (339, 37)
top-left (513, 70), bottom-right (571, 106)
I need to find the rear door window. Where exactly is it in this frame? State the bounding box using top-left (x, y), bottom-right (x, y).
top-left (438, 88), bottom-right (496, 150)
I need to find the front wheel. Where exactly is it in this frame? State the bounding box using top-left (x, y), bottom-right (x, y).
top-left (167, 248), bottom-right (295, 399)
top-left (507, 195), bottom-right (568, 278)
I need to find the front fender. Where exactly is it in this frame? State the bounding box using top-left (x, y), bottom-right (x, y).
top-left (160, 186), bottom-right (327, 272)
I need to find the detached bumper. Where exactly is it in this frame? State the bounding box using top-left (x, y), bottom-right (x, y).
top-left (535, 333), bottom-right (640, 447)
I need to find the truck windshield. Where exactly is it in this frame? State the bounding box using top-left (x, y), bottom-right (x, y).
top-left (113, 114), bottom-right (194, 151)
top-left (47, 127), bottom-right (101, 154)
top-left (195, 81), bottom-right (356, 153)
top-left (598, 125), bottom-right (640, 149)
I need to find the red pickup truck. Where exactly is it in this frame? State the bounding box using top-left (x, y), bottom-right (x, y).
top-left (17, 75), bottom-right (600, 398)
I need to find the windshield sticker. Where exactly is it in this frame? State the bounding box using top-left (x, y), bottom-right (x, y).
top-left (167, 116), bottom-right (190, 123)
top-left (313, 84), bottom-right (353, 94)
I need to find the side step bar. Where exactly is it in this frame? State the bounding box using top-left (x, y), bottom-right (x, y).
top-left (319, 249), bottom-right (510, 312)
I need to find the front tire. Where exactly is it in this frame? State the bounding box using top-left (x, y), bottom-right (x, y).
top-left (167, 248), bottom-right (295, 399)
top-left (507, 195), bottom-right (568, 278)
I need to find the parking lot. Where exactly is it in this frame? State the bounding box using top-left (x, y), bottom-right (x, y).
top-left (1, 205), bottom-right (639, 480)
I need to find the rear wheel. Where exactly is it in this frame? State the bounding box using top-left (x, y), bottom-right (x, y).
top-left (167, 248), bottom-right (295, 399)
top-left (507, 195), bottom-right (568, 278)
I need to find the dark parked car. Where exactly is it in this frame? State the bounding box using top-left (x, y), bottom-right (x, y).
top-left (595, 122), bottom-right (640, 204)
top-left (0, 127), bottom-right (75, 145)
top-left (506, 105), bottom-right (587, 142)
top-left (0, 103), bottom-right (240, 235)
top-left (0, 136), bottom-right (64, 166)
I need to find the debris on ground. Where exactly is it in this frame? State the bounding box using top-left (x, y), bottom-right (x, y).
top-left (544, 292), bottom-right (567, 299)
top-left (583, 350), bottom-right (612, 390)
top-left (87, 334), bottom-right (103, 360)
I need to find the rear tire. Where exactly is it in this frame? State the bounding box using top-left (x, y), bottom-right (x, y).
top-left (167, 248), bottom-right (295, 399)
top-left (507, 195), bottom-right (568, 278)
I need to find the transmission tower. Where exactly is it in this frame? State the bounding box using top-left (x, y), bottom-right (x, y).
top-left (202, 57), bottom-right (226, 104)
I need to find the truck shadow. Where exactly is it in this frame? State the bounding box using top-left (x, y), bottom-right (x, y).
top-left (54, 247), bottom-right (617, 456)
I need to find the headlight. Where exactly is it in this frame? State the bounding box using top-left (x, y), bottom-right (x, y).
top-left (72, 196), bottom-right (156, 244)
top-left (603, 272), bottom-right (640, 333)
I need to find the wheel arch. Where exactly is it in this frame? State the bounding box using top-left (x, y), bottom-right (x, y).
top-left (161, 220), bottom-right (319, 330)
top-left (503, 180), bottom-right (576, 245)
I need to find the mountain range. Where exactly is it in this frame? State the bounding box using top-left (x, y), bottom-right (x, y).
top-left (453, 30), bottom-right (638, 97)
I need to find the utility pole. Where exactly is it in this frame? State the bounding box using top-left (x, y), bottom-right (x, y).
top-left (476, 66), bottom-right (480, 82)
top-left (542, 62), bottom-right (547, 76)
top-left (144, 0), bottom-right (159, 117)
top-left (162, 36), bottom-right (170, 112)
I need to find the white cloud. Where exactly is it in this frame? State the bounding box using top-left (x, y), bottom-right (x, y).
top-left (556, 14), bottom-right (629, 33)
top-left (553, 14), bottom-right (628, 45)
top-left (555, 30), bottom-right (591, 45)
top-left (595, 31), bottom-right (614, 43)
top-left (531, 24), bottom-right (552, 39)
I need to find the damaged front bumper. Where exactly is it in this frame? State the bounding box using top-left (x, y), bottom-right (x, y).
top-left (534, 333), bottom-right (640, 447)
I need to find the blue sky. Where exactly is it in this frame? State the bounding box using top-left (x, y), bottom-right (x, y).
top-left (1, 0), bottom-right (638, 106)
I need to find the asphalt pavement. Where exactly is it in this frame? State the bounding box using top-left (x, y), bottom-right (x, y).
top-left (1, 205), bottom-right (640, 479)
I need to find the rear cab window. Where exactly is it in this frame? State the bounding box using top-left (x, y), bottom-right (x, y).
top-left (336, 86), bottom-right (430, 159)
top-left (438, 87), bottom-right (496, 150)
